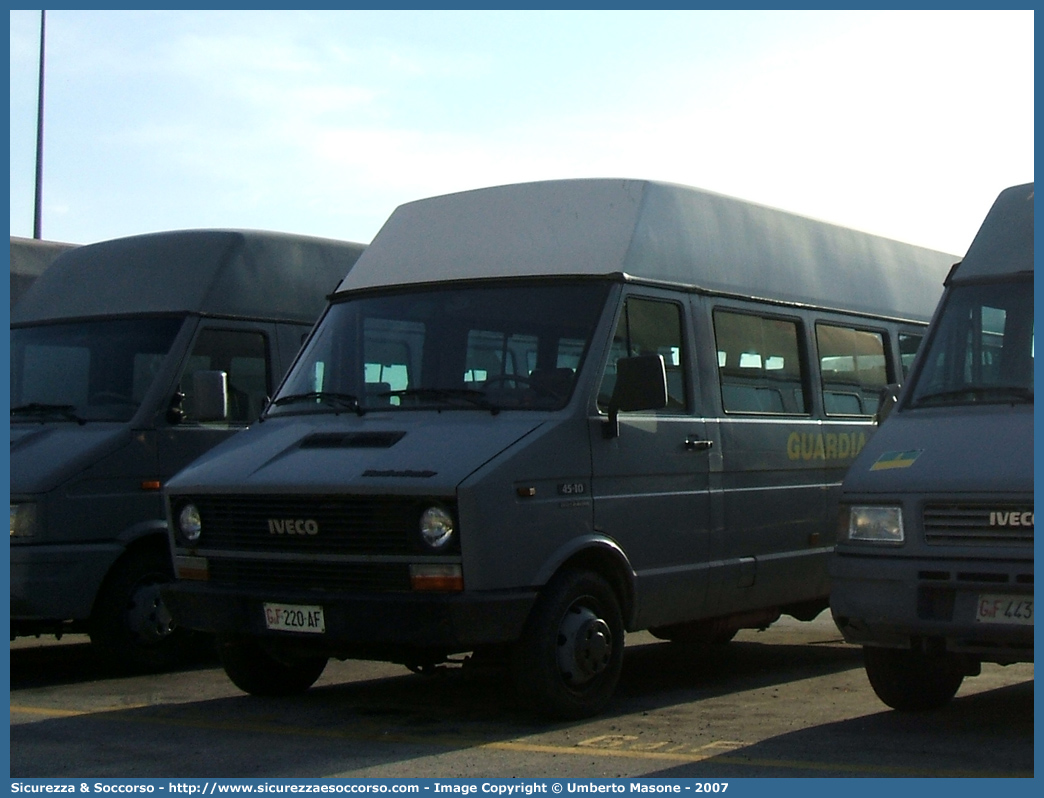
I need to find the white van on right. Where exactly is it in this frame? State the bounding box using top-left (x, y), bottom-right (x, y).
top-left (830, 182), bottom-right (1033, 710)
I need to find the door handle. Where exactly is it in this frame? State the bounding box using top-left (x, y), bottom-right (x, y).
top-left (684, 437), bottom-right (714, 452)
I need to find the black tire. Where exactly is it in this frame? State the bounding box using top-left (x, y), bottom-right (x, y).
top-left (218, 636), bottom-right (328, 696)
top-left (863, 646), bottom-right (965, 711)
top-left (512, 570), bottom-right (624, 720)
top-left (89, 546), bottom-right (201, 671)
top-left (649, 621), bottom-right (738, 646)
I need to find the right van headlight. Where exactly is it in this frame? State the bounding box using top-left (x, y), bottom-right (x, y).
top-left (419, 506), bottom-right (455, 549)
top-left (842, 505), bottom-right (905, 545)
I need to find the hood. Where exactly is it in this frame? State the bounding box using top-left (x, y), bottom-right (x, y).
top-left (10, 423), bottom-right (134, 494)
top-left (842, 404), bottom-right (1033, 497)
top-left (166, 413), bottom-right (545, 495)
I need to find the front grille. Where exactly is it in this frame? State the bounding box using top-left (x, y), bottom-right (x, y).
top-left (208, 559), bottom-right (410, 593)
top-left (187, 494), bottom-right (440, 555)
top-left (923, 504), bottom-right (1034, 547)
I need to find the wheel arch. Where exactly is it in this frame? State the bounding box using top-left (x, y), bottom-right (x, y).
top-left (533, 536), bottom-right (637, 628)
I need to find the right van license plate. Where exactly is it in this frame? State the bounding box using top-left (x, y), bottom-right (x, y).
top-left (975, 594), bottom-right (1033, 625)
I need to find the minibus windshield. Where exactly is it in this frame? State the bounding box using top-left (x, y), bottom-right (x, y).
top-left (909, 279), bottom-right (1034, 408)
top-left (10, 317), bottom-right (185, 423)
top-left (269, 281), bottom-right (612, 415)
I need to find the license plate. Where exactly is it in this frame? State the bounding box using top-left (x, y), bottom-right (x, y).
top-left (975, 594), bottom-right (1033, 626)
top-left (263, 602), bottom-right (325, 634)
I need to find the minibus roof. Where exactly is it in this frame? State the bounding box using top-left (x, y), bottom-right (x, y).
top-left (11, 229), bottom-right (366, 324)
top-left (336, 179), bottom-right (956, 321)
top-left (952, 182), bottom-right (1034, 282)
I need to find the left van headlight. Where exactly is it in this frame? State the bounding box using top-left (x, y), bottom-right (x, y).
top-left (10, 503), bottom-right (37, 538)
top-left (840, 505), bottom-right (905, 545)
top-left (176, 502), bottom-right (203, 544)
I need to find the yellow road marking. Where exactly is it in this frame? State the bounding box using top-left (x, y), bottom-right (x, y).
top-left (10, 704), bottom-right (1031, 778)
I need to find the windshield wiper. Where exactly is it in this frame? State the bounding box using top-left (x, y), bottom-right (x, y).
top-left (380, 388), bottom-right (501, 415)
top-left (271, 392), bottom-right (365, 416)
top-left (11, 402), bottom-right (87, 425)
top-left (914, 385), bottom-right (1033, 406)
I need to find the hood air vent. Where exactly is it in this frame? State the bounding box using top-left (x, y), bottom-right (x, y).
top-left (300, 431), bottom-right (406, 449)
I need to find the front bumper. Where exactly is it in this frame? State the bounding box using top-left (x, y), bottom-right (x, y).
top-left (830, 552), bottom-right (1033, 663)
top-left (162, 580), bottom-right (538, 659)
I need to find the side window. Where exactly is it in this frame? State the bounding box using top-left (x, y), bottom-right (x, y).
top-left (179, 328), bottom-right (269, 424)
top-left (817, 324), bottom-right (887, 416)
top-left (598, 297), bottom-right (688, 412)
top-left (714, 310), bottom-right (807, 414)
top-left (898, 332), bottom-right (923, 378)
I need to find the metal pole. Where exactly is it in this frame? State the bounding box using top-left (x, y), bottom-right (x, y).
top-left (33, 10), bottom-right (46, 239)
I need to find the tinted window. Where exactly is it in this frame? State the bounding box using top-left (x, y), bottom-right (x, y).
top-left (910, 280), bottom-right (1033, 407)
top-left (817, 324), bottom-right (887, 416)
top-left (11, 317), bottom-right (184, 422)
top-left (714, 310), bottom-right (806, 414)
top-left (598, 298), bottom-right (688, 413)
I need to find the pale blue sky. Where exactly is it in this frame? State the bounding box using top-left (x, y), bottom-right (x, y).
top-left (8, 9), bottom-right (1034, 257)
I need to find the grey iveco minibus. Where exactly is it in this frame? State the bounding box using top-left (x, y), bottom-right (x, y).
top-left (162, 180), bottom-right (954, 717)
top-left (10, 229), bottom-right (364, 668)
top-left (831, 183), bottom-right (1033, 710)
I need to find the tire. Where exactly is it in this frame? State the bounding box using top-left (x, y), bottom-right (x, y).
top-left (218, 636), bottom-right (328, 696)
top-left (89, 547), bottom-right (202, 671)
top-left (863, 646), bottom-right (965, 711)
top-left (649, 621), bottom-right (738, 646)
top-left (512, 570), bottom-right (625, 719)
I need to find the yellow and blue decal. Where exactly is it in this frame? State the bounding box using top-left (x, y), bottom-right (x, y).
top-left (870, 450), bottom-right (924, 471)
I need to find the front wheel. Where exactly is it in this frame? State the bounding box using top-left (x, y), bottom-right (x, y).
top-left (863, 646), bottom-right (965, 711)
top-left (89, 547), bottom-right (205, 671)
top-left (511, 570), bottom-right (624, 719)
top-left (218, 636), bottom-right (328, 696)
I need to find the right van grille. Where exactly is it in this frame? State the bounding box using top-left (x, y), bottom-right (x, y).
top-left (923, 504), bottom-right (1034, 547)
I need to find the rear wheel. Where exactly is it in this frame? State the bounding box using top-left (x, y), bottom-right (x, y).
top-left (218, 636), bottom-right (328, 696)
top-left (512, 569), bottom-right (624, 719)
top-left (863, 646), bottom-right (965, 711)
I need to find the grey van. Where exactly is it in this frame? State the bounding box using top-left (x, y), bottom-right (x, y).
top-left (830, 183), bottom-right (1033, 710)
top-left (10, 229), bottom-right (365, 668)
top-left (161, 180), bottom-right (954, 717)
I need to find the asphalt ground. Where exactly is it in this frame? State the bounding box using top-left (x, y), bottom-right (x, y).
top-left (10, 613), bottom-right (1034, 779)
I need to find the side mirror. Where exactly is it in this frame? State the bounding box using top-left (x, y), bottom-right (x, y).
top-left (166, 391), bottom-right (186, 425)
top-left (875, 383), bottom-right (901, 425)
top-left (604, 355), bottom-right (668, 439)
top-left (193, 370), bottom-right (229, 422)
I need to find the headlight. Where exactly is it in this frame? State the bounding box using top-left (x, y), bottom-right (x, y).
top-left (419, 506), bottom-right (454, 549)
top-left (10, 503), bottom-right (37, 538)
top-left (177, 503), bottom-right (203, 544)
top-left (845, 505), bottom-right (904, 544)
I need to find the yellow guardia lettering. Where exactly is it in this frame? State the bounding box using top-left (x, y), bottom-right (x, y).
top-left (787, 431), bottom-right (866, 462)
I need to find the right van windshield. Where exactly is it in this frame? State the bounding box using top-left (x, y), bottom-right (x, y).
top-left (909, 279), bottom-right (1033, 407)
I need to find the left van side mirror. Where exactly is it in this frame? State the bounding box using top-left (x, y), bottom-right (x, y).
top-left (603, 355), bottom-right (668, 439)
top-left (875, 383), bottom-right (901, 425)
top-left (193, 370), bottom-right (229, 422)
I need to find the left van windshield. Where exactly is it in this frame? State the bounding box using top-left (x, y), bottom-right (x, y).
top-left (11, 317), bottom-right (185, 423)
top-left (909, 279), bottom-right (1034, 408)
top-left (270, 281), bottom-right (612, 415)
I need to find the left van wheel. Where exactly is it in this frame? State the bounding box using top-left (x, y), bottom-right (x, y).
top-left (89, 547), bottom-right (199, 671)
top-left (511, 569), bottom-right (624, 719)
